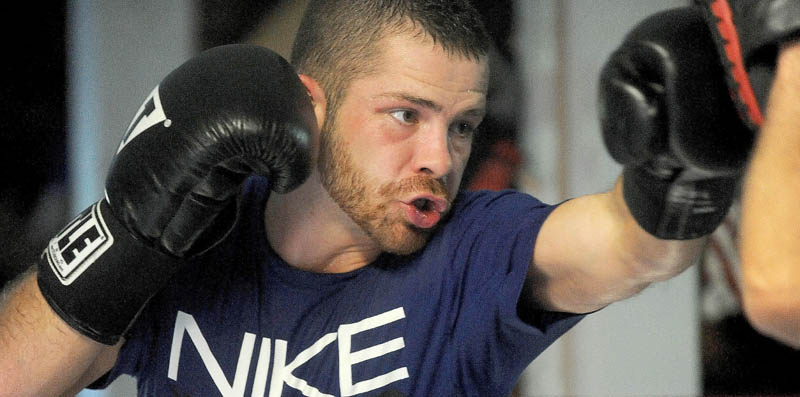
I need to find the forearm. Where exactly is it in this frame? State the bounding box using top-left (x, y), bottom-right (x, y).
top-left (739, 43), bottom-right (800, 348)
top-left (0, 267), bottom-right (107, 396)
top-left (531, 178), bottom-right (706, 314)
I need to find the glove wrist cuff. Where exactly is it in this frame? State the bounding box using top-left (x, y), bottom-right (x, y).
top-left (622, 167), bottom-right (734, 240)
top-left (37, 200), bottom-right (181, 345)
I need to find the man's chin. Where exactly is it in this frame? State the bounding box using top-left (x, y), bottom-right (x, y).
top-left (376, 224), bottom-right (433, 256)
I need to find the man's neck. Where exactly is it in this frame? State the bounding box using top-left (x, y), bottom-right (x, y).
top-left (264, 172), bottom-right (382, 273)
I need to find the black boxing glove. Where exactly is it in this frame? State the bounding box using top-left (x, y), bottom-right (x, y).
top-left (694, 0), bottom-right (800, 129)
top-left (599, 7), bottom-right (753, 240)
top-left (37, 44), bottom-right (316, 344)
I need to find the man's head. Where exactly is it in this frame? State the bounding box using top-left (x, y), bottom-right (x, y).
top-left (291, 0), bottom-right (490, 120)
top-left (291, 0), bottom-right (491, 255)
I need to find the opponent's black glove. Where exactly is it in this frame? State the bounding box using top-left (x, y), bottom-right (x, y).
top-left (37, 44), bottom-right (316, 345)
top-left (599, 7), bottom-right (753, 240)
top-left (694, 0), bottom-right (800, 129)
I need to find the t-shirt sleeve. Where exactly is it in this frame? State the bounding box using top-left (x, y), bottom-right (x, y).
top-left (445, 190), bottom-right (585, 390)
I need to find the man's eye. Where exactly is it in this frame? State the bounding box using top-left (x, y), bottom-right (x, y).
top-left (451, 121), bottom-right (477, 138)
top-left (389, 109), bottom-right (418, 124)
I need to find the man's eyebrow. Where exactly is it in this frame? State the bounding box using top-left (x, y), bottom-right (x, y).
top-left (377, 93), bottom-right (486, 118)
top-left (461, 107), bottom-right (486, 119)
top-left (379, 93), bottom-right (443, 112)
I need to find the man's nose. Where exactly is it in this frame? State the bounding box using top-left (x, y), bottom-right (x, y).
top-left (413, 124), bottom-right (452, 179)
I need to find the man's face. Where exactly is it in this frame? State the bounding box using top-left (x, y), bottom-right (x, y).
top-left (318, 32), bottom-right (489, 255)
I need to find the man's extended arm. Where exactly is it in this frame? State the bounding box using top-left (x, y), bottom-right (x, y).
top-left (527, 179), bottom-right (707, 314)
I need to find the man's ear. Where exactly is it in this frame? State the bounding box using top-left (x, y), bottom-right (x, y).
top-left (298, 74), bottom-right (327, 129)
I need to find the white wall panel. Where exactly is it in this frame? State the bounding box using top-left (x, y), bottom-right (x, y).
top-left (69, 1), bottom-right (196, 395)
top-left (516, 1), bottom-right (699, 395)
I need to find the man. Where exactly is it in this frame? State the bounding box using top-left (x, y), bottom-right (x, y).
top-left (0, 1), bottom-right (747, 395)
top-left (694, 0), bottom-right (800, 349)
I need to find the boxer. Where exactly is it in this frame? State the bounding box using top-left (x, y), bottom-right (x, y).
top-left (0, 2), bottom-right (751, 395)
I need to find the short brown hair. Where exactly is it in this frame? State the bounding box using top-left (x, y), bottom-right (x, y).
top-left (291, 0), bottom-right (490, 116)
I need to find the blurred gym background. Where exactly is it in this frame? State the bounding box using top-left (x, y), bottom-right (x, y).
top-left (1, 1), bottom-right (797, 395)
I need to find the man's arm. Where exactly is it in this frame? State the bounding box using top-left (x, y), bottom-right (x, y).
top-left (527, 179), bottom-right (706, 314)
top-left (739, 43), bottom-right (800, 348)
top-left (0, 268), bottom-right (121, 396)
top-left (1, 45), bottom-right (317, 394)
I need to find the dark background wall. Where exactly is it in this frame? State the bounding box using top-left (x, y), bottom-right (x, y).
top-left (0, 1), bottom-right (67, 284)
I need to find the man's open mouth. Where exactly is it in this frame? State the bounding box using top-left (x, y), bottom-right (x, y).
top-left (402, 195), bottom-right (449, 229)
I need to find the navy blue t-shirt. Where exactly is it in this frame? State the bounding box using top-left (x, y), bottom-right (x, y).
top-left (96, 176), bottom-right (584, 396)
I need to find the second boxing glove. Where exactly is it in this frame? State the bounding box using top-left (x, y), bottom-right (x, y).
top-left (599, 7), bottom-right (753, 240)
top-left (37, 44), bottom-right (316, 344)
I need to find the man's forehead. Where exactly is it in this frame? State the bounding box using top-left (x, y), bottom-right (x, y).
top-left (470, 61), bottom-right (490, 93)
top-left (376, 28), bottom-right (489, 77)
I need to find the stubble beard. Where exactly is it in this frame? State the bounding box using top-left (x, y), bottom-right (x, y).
top-left (317, 116), bottom-right (450, 256)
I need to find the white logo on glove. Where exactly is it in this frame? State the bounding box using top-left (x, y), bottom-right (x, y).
top-left (117, 85), bottom-right (170, 154)
top-left (46, 202), bottom-right (114, 285)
